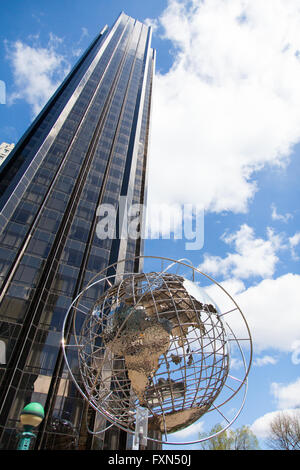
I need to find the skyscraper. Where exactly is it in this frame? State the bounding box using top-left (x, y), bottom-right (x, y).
top-left (0, 12), bottom-right (155, 450)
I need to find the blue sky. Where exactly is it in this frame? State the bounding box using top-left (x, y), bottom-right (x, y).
top-left (1, 0), bottom-right (300, 450)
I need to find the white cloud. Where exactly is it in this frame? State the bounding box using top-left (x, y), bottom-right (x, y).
top-left (80, 27), bottom-right (89, 39)
top-left (72, 48), bottom-right (83, 58)
top-left (168, 419), bottom-right (205, 439)
top-left (271, 378), bottom-right (300, 409)
top-left (72, 27), bottom-right (89, 58)
top-left (215, 277), bottom-right (246, 297)
top-left (271, 204), bottom-right (293, 223)
top-left (251, 384), bottom-right (300, 439)
top-left (144, 18), bottom-right (159, 33)
top-left (236, 273), bottom-right (300, 352)
top-left (206, 273), bottom-right (300, 353)
top-left (145, 202), bottom-right (184, 238)
top-left (291, 340), bottom-right (300, 365)
top-left (198, 224), bottom-right (284, 279)
top-left (289, 232), bottom-right (300, 260)
top-left (253, 355), bottom-right (278, 367)
top-left (6, 36), bottom-right (70, 116)
top-left (251, 409), bottom-right (300, 438)
top-left (251, 412), bottom-right (277, 439)
top-left (230, 357), bottom-right (244, 370)
top-left (198, 225), bottom-right (300, 354)
top-left (148, 0), bottom-right (300, 213)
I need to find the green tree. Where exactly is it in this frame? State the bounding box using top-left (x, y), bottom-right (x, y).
top-left (232, 425), bottom-right (260, 450)
top-left (199, 424), bottom-right (259, 450)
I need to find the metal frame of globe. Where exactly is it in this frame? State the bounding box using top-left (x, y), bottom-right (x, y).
top-left (61, 256), bottom-right (252, 446)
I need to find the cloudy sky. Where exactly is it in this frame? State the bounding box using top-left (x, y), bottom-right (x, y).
top-left (1, 0), bottom-right (300, 450)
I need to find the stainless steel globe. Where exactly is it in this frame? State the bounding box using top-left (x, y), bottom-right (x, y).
top-left (62, 256), bottom-right (252, 445)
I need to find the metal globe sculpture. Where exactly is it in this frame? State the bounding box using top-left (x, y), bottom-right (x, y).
top-left (62, 256), bottom-right (252, 446)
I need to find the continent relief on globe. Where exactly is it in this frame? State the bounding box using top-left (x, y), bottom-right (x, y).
top-left (103, 276), bottom-right (218, 433)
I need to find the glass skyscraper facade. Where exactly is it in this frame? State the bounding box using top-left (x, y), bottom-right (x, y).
top-left (0, 12), bottom-right (155, 450)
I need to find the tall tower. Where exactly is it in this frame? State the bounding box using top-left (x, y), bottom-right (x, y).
top-left (0, 12), bottom-right (155, 450)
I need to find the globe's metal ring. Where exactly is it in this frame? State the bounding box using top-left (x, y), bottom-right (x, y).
top-left (62, 255), bottom-right (252, 446)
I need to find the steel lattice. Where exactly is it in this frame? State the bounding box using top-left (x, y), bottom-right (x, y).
top-left (62, 256), bottom-right (252, 445)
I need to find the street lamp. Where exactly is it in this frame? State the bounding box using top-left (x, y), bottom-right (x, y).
top-left (17, 402), bottom-right (44, 450)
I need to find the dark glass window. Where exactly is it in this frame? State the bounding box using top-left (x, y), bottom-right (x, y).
top-left (27, 230), bottom-right (55, 258)
top-left (0, 222), bottom-right (28, 249)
